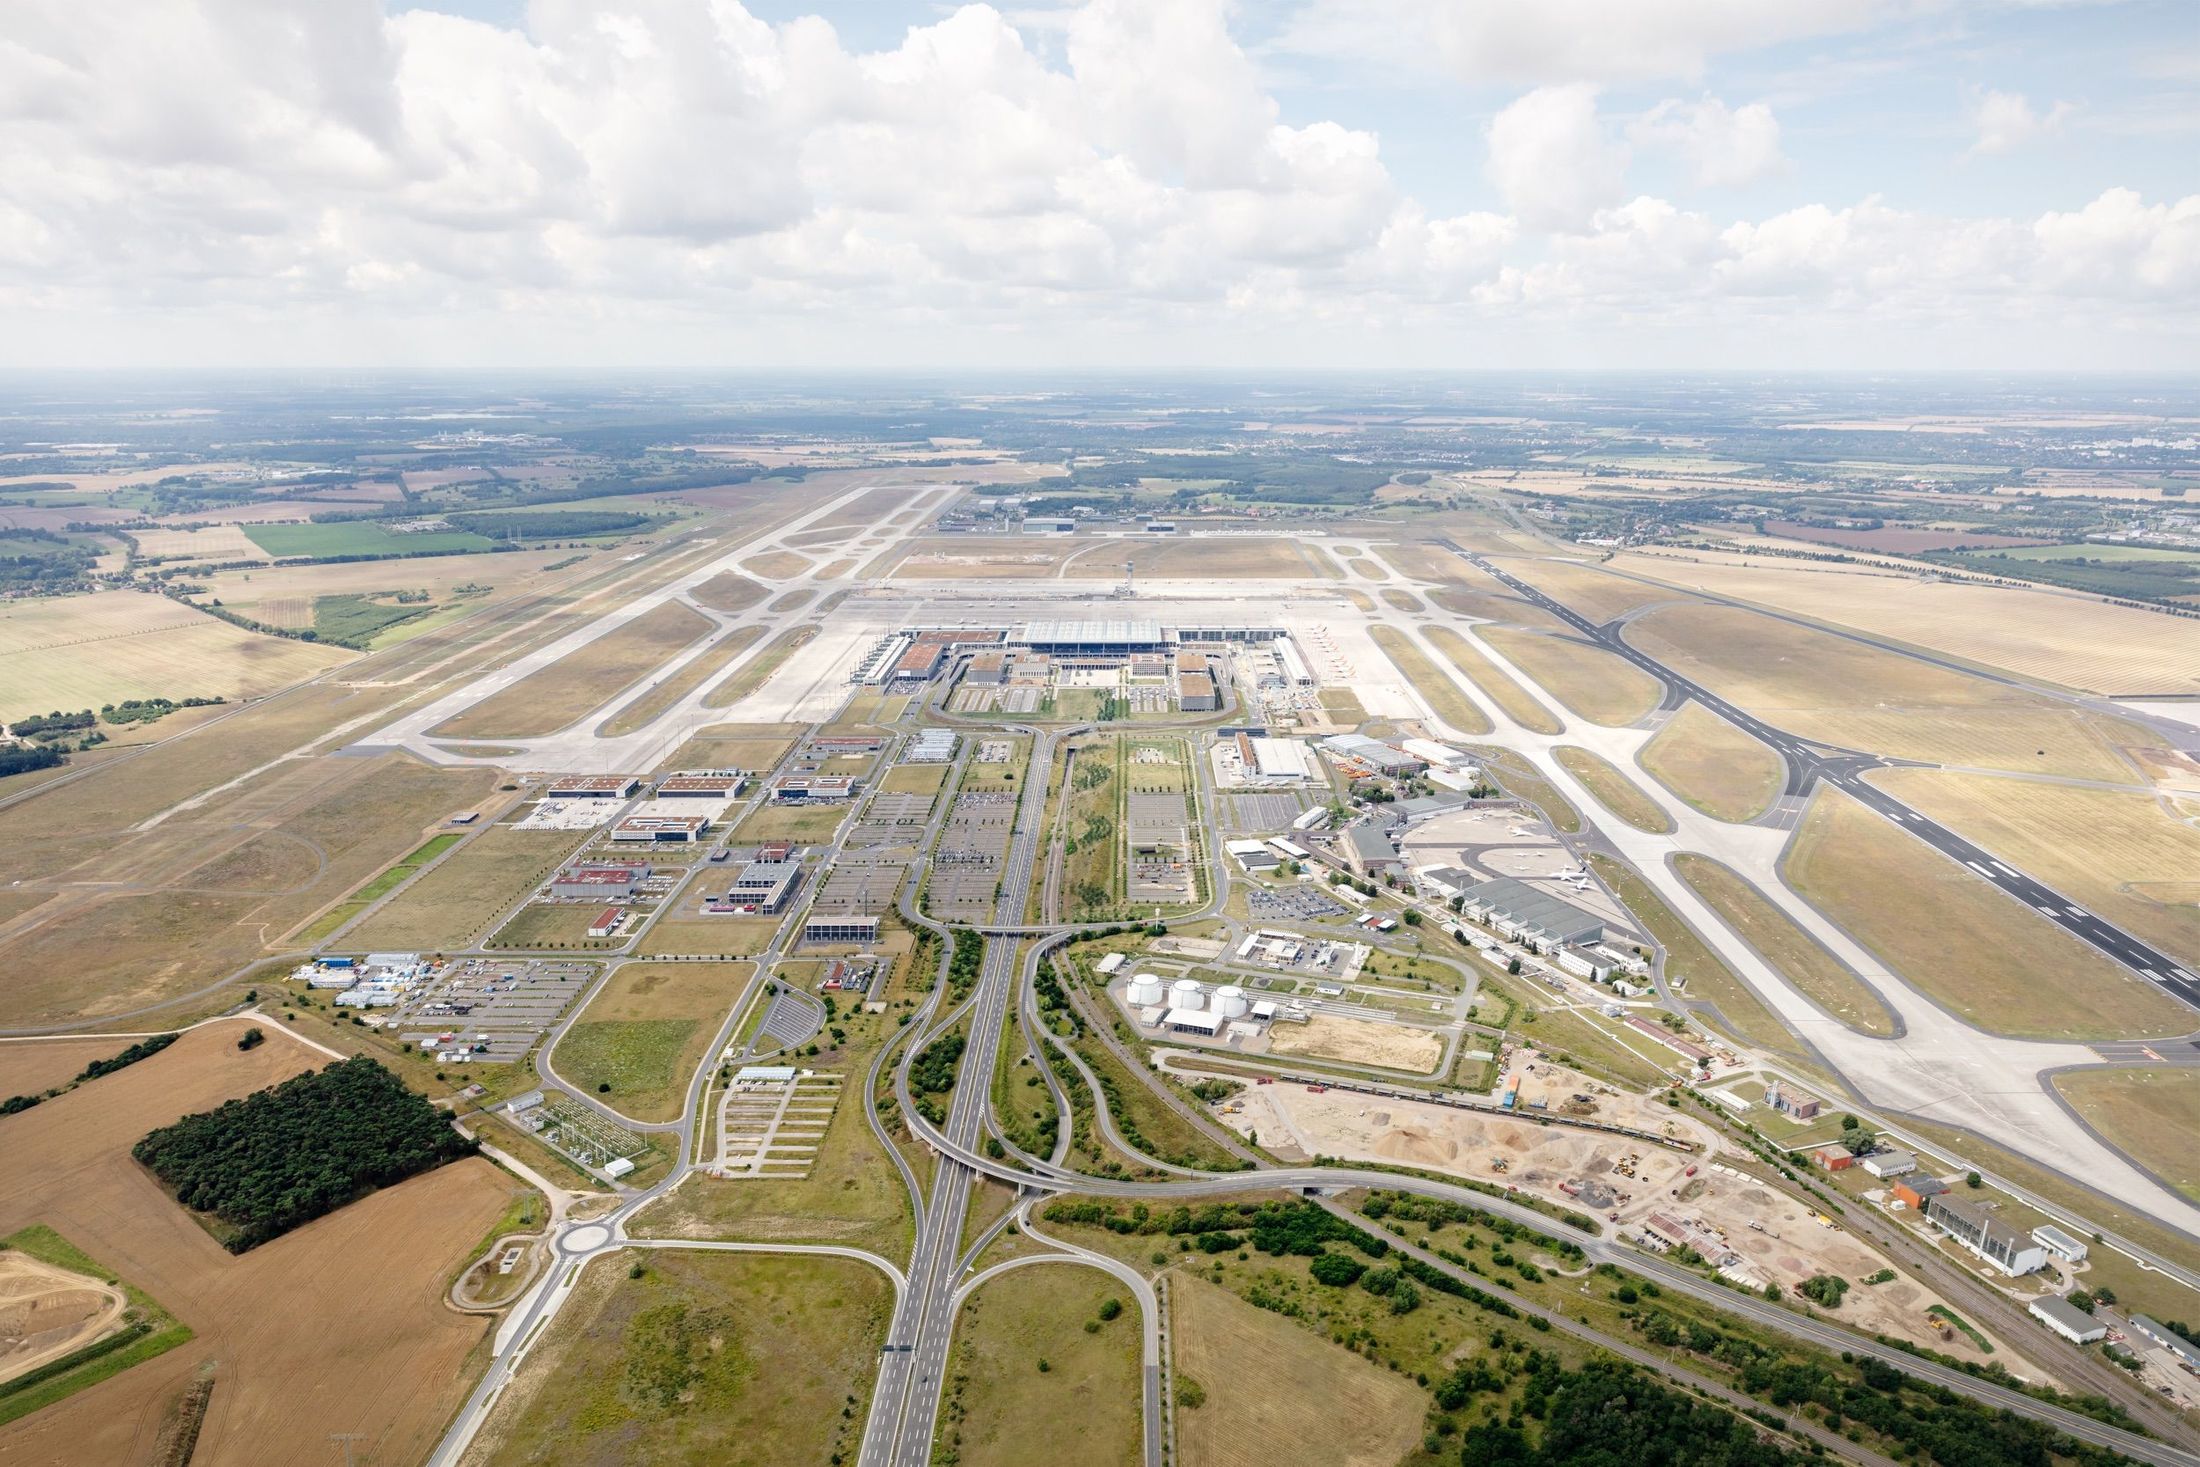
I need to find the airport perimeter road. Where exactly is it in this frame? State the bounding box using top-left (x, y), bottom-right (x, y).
top-left (1459, 548), bottom-right (2200, 1009)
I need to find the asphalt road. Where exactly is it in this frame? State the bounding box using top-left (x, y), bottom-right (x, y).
top-left (1456, 546), bottom-right (2200, 1010)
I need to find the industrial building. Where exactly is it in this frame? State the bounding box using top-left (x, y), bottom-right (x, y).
top-left (1889, 1174), bottom-right (1948, 1211)
top-left (905, 728), bottom-right (957, 763)
top-left (2029, 1296), bottom-right (2106, 1344)
top-left (1860, 1149), bottom-right (1917, 1179)
top-left (1246, 736), bottom-right (1314, 781)
top-left (2032, 1224), bottom-right (2089, 1263)
top-left (726, 860), bottom-right (802, 913)
top-left (546, 774), bottom-right (642, 800)
top-left (1275, 636), bottom-right (1313, 687)
top-left (1319, 733), bottom-right (1426, 776)
top-left (587, 908), bottom-right (625, 939)
top-left (1226, 838), bottom-right (1279, 872)
top-left (802, 912), bottom-right (881, 944)
top-left (1765, 1080), bottom-right (1821, 1122)
top-left (1811, 1144), bottom-right (1854, 1172)
top-left (550, 865), bottom-right (649, 900)
top-left (772, 775), bottom-right (858, 803)
top-left (1400, 738), bottom-right (1469, 768)
top-left (656, 770), bottom-right (745, 798)
top-left (2130, 1316), bottom-right (2200, 1373)
top-left (1925, 1192), bottom-right (2048, 1276)
top-left (1458, 877), bottom-right (1606, 948)
top-left (611, 813), bottom-right (711, 843)
top-left (1343, 824), bottom-right (1402, 874)
top-left (1178, 671), bottom-right (1219, 712)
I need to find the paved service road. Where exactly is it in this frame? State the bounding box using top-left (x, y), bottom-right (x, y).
top-left (1458, 547), bottom-right (2200, 1011)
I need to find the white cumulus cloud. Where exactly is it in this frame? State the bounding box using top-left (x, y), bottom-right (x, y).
top-left (1968, 89), bottom-right (2077, 156)
top-left (1631, 97), bottom-right (1785, 189)
top-left (1484, 85), bottom-right (1628, 233)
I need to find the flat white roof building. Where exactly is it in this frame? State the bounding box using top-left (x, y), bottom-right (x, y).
top-left (1163, 1008), bottom-right (1224, 1035)
top-left (1248, 736), bottom-right (1314, 781)
top-left (2029, 1295), bottom-right (2105, 1344)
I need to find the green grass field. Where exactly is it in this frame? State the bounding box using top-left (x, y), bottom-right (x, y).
top-left (940, 1264), bottom-right (1142, 1467)
top-left (244, 522), bottom-right (495, 559)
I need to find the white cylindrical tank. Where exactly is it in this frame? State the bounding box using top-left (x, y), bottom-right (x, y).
top-left (1127, 973), bottom-right (1164, 1006)
top-left (1211, 985), bottom-right (1250, 1019)
top-left (1169, 979), bottom-right (1205, 1011)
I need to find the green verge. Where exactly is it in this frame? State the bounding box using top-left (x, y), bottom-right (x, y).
top-left (0, 1225), bottom-right (193, 1427)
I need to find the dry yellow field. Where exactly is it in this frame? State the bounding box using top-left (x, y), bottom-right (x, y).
top-left (886, 537), bottom-right (1083, 579)
top-left (191, 548), bottom-right (578, 628)
top-left (741, 550), bottom-right (813, 579)
top-left (1607, 550), bottom-right (2200, 696)
top-left (0, 590), bottom-right (350, 723)
top-left (1638, 701), bottom-right (1785, 822)
top-left (1784, 788), bottom-right (2195, 1040)
top-left (2050, 1069), bottom-right (2200, 1202)
top-left (129, 523), bottom-right (271, 564)
top-left (1481, 626), bottom-right (1662, 726)
top-left (1266, 1013), bottom-right (1441, 1073)
top-left (1675, 854), bottom-right (1896, 1035)
top-left (598, 625), bottom-right (764, 737)
top-left (1628, 602), bottom-right (2150, 782)
top-left (690, 571), bottom-right (768, 610)
top-left (1495, 556), bottom-right (1692, 621)
top-left (1872, 771), bottom-right (2200, 967)
top-left (1060, 538), bottom-right (1321, 579)
top-left (432, 601), bottom-right (713, 739)
top-left (1366, 627), bottom-right (1490, 735)
top-left (1170, 1275), bottom-right (1422, 1467)
top-left (1553, 746), bottom-right (1671, 833)
top-left (1422, 626), bottom-right (1563, 735)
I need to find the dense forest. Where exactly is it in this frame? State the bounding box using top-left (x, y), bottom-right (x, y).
top-left (132, 1057), bottom-right (474, 1251)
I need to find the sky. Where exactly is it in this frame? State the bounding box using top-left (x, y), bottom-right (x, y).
top-left (1, 0), bottom-right (2196, 371)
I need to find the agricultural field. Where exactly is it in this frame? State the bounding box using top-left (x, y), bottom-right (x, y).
top-left (1366, 627), bottom-right (1490, 736)
top-left (549, 962), bottom-right (755, 1123)
top-left (433, 600), bottom-right (713, 739)
top-left (1422, 627), bottom-right (1562, 735)
top-left (1784, 788), bottom-right (2196, 1040)
top-left (939, 1263), bottom-right (1142, 1467)
top-left (128, 523), bottom-right (271, 564)
top-left (0, 590), bottom-right (349, 724)
top-left (188, 547), bottom-right (582, 640)
top-left (1610, 551), bottom-right (2200, 696)
top-left (2050, 1069), bottom-right (2200, 1203)
top-left (1267, 1013), bottom-right (1441, 1074)
top-left (1169, 1273), bottom-right (1422, 1467)
top-left (599, 625), bottom-right (764, 736)
top-left (460, 1250), bottom-right (889, 1467)
top-left (1638, 701), bottom-right (1784, 822)
top-left (1552, 746), bottom-right (1672, 833)
top-left (1058, 537), bottom-right (1321, 579)
top-left (0, 754), bottom-right (498, 1027)
top-left (0, 1023), bottom-right (512, 1467)
top-left (1871, 770), bottom-right (2200, 967)
top-left (343, 826), bottom-right (585, 953)
top-left (1479, 627), bottom-right (1662, 726)
top-left (242, 520), bottom-right (495, 558)
top-left (1673, 855), bottom-right (1896, 1036)
top-left (1626, 601), bottom-right (2151, 782)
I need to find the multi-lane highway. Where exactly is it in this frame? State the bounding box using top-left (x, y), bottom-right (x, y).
top-left (1457, 547), bottom-right (2200, 1010)
top-left (862, 725), bottom-right (1066, 1467)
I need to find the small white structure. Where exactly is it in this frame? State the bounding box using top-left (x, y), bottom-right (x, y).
top-left (2029, 1295), bottom-right (2106, 1344)
top-left (2032, 1224), bottom-right (2090, 1263)
top-left (1211, 985), bottom-right (1250, 1019)
top-left (1291, 805), bottom-right (1332, 832)
top-left (1127, 973), bottom-right (1165, 1007)
top-left (1096, 952), bottom-right (1128, 976)
top-left (1401, 738), bottom-right (1468, 768)
top-left (1169, 978), bottom-right (1205, 1011)
top-left (603, 1157), bottom-right (637, 1181)
top-left (1861, 1150), bottom-right (1917, 1179)
top-left (1164, 1008), bottom-right (1224, 1036)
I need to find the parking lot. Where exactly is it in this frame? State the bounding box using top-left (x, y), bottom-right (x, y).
top-left (1224, 791), bottom-right (1311, 831)
top-left (1247, 884), bottom-right (1350, 921)
top-left (388, 958), bottom-right (600, 1063)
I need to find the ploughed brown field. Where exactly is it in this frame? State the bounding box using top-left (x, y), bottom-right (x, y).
top-left (0, 1023), bottom-right (513, 1467)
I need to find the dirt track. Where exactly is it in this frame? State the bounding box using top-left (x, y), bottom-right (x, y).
top-left (0, 1254), bottom-right (126, 1385)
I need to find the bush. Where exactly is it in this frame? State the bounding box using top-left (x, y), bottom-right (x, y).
top-left (1309, 1252), bottom-right (1367, 1287)
top-left (236, 1027), bottom-right (265, 1051)
top-left (1097, 1298), bottom-right (1122, 1321)
top-left (1176, 1376), bottom-right (1206, 1409)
